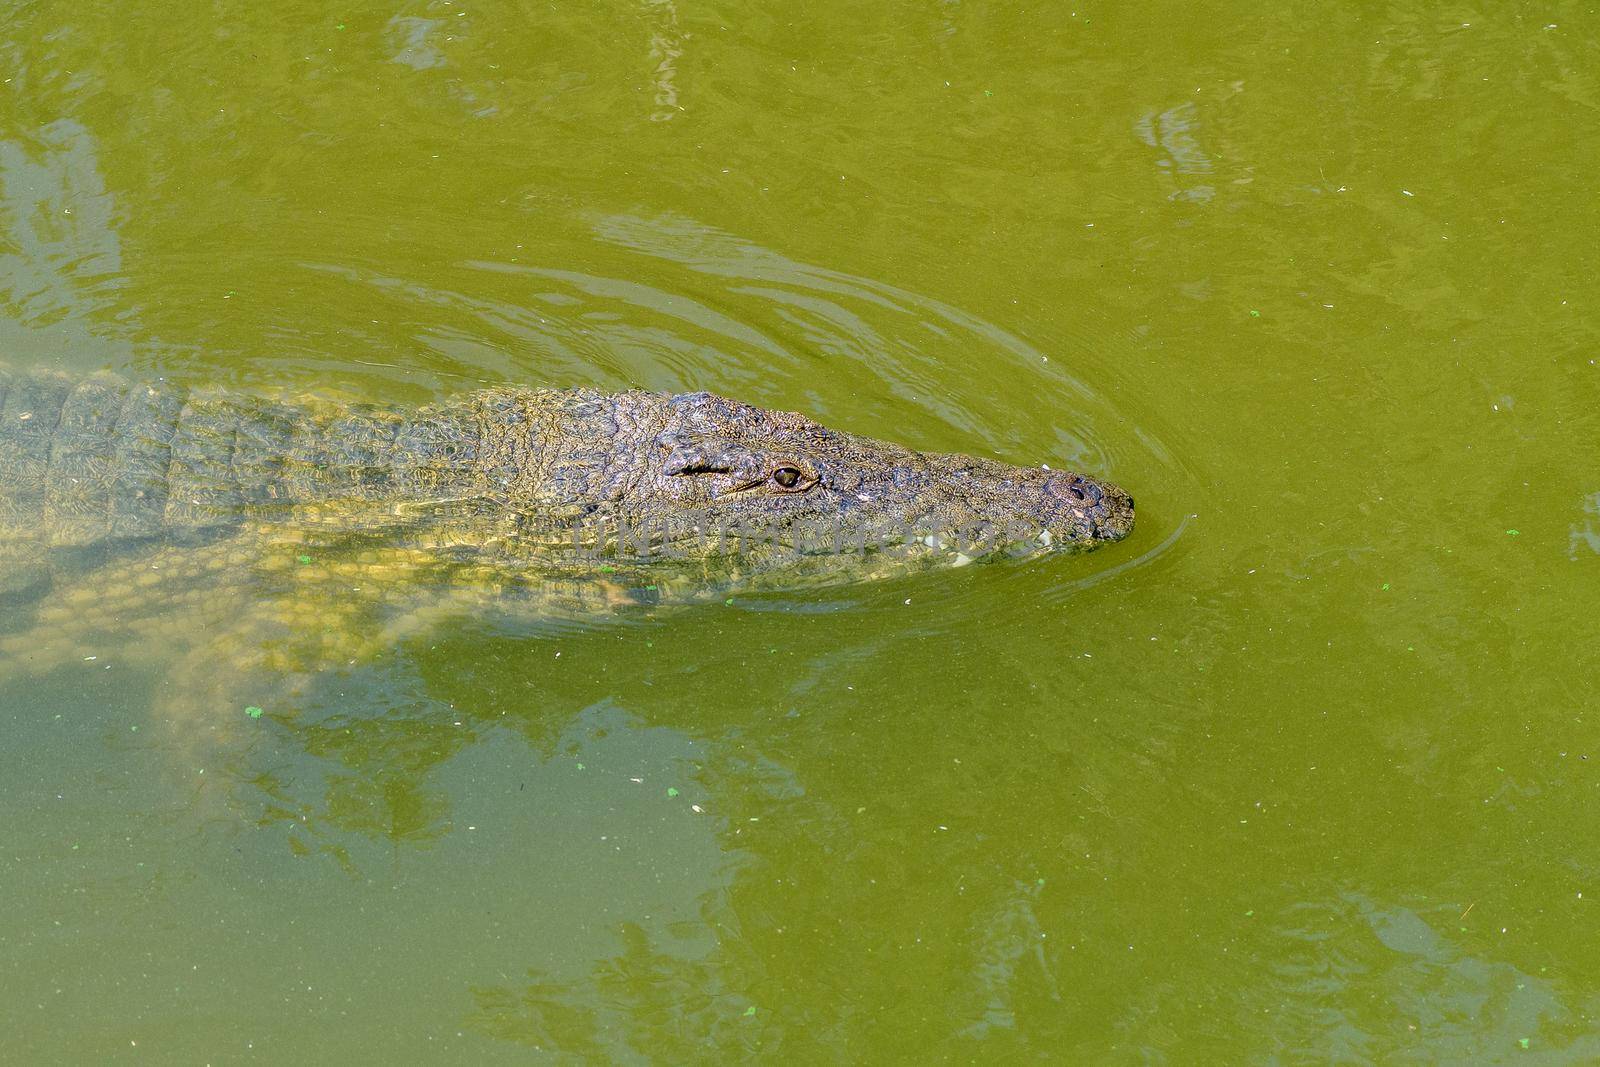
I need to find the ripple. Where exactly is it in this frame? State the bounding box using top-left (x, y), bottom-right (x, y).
top-left (271, 211), bottom-right (1195, 605)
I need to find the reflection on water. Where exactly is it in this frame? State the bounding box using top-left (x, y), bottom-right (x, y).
top-left (1134, 103), bottom-right (1215, 203)
top-left (0, 119), bottom-right (132, 367)
top-left (642, 0), bottom-right (685, 122)
top-left (387, 16), bottom-right (449, 72)
top-left (1571, 492), bottom-right (1599, 559)
top-left (957, 878), bottom-right (1059, 1039)
top-left (1266, 893), bottom-right (1600, 1062)
top-left (468, 922), bottom-right (756, 1057)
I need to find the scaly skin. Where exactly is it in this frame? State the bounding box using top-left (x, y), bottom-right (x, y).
top-left (0, 363), bottom-right (1133, 727)
top-left (0, 364), bottom-right (1132, 568)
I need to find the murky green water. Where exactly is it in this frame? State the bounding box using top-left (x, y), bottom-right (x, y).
top-left (2, 2), bottom-right (1597, 1061)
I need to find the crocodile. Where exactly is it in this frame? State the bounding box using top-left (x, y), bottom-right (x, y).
top-left (0, 364), bottom-right (1132, 716)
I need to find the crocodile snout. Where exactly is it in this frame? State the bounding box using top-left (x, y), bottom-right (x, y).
top-left (1038, 472), bottom-right (1131, 540)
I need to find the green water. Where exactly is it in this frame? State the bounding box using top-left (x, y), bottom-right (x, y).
top-left (2, 2), bottom-right (1597, 1062)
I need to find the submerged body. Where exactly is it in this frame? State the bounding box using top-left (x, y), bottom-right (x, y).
top-left (0, 363), bottom-right (1132, 710)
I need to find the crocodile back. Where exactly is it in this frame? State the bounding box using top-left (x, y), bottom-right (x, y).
top-left (0, 365), bottom-right (476, 551)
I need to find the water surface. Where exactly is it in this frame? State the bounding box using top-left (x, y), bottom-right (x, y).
top-left (2, 2), bottom-right (1597, 1062)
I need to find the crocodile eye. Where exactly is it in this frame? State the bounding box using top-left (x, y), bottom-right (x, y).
top-left (772, 466), bottom-right (804, 490)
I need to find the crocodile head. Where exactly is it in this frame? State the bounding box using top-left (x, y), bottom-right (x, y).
top-left (617, 391), bottom-right (1133, 589)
